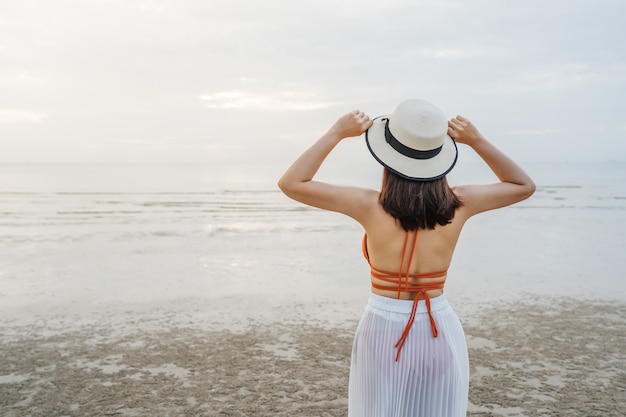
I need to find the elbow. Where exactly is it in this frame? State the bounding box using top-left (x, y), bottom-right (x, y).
top-left (277, 176), bottom-right (288, 194)
top-left (522, 179), bottom-right (536, 199)
top-left (277, 176), bottom-right (296, 197)
top-left (278, 176), bottom-right (309, 202)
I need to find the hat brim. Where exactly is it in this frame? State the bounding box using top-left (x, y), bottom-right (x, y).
top-left (365, 115), bottom-right (458, 181)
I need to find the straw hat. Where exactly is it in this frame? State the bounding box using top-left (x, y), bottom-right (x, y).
top-left (365, 99), bottom-right (458, 181)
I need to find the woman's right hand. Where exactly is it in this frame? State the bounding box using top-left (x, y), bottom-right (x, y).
top-left (447, 115), bottom-right (484, 147)
top-left (328, 110), bottom-right (373, 140)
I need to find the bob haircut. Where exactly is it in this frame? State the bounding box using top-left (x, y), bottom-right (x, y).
top-left (379, 168), bottom-right (463, 231)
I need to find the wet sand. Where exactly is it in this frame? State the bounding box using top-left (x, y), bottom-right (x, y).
top-left (1, 298), bottom-right (624, 416)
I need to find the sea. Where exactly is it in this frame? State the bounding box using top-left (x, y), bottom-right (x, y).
top-left (1, 161), bottom-right (625, 329)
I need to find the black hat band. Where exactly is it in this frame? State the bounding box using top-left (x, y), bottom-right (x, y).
top-left (384, 119), bottom-right (443, 160)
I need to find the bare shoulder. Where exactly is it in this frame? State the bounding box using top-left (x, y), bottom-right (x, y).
top-left (453, 182), bottom-right (534, 217)
top-left (282, 181), bottom-right (381, 223)
top-left (338, 186), bottom-right (387, 229)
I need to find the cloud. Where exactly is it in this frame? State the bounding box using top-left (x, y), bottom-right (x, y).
top-left (519, 65), bottom-right (592, 91)
top-left (484, 63), bottom-right (626, 96)
top-left (1, 0), bottom-right (624, 163)
top-left (0, 71), bottom-right (47, 86)
top-left (508, 129), bottom-right (562, 136)
top-left (131, 0), bottom-right (168, 13)
top-left (199, 90), bottom-right (335, 111)
top-left (407, 47), bottom-right (476, 59)
top-left (0, 109), bottom-right (46, 123)
top-left (203, 143), bottom-right (243, 153)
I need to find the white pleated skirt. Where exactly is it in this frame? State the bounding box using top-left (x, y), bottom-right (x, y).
top-left (348, 292), bottom-right (469, 417)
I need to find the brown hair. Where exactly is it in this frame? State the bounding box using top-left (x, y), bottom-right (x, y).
top-left (379, 169), bottom-right (463, 231)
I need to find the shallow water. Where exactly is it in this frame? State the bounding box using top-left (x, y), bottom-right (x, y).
top-left (0, 161), bottom-right (625, 326)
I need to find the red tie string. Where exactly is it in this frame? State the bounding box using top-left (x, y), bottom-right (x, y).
top-left (363, 232), bottom-right (446, 361)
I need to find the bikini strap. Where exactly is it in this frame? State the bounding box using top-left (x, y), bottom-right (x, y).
top-left (401, 231), bottom-right (419, 293)
top-left (363, 231), bottom-right (443, 361)
top-left (361, 233), bottom-right (370, 262)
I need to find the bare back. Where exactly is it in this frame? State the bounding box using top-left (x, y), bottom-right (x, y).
top-left (359, 188), bottom-right (471, 300)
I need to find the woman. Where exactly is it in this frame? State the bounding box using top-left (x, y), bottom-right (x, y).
top-left (278, 99), bottom-right (535, 417)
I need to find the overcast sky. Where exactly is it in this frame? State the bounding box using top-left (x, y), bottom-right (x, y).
top-left (1, 0), bottom-right (625, 172)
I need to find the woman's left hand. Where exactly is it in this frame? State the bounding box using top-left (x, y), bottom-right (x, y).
top-left (328, 110), bottom-right (373, 139)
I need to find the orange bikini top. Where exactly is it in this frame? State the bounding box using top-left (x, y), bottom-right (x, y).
top-left (362, 231), bottom-right (447, 361)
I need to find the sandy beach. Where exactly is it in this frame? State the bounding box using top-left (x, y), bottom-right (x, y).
top-left (1, 296), bottom-right (624, 416)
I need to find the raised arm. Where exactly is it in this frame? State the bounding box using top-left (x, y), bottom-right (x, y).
top-left (278, 110), bottom-right (375, 220)
top-left (447, 115), bottom-right (536, 216)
